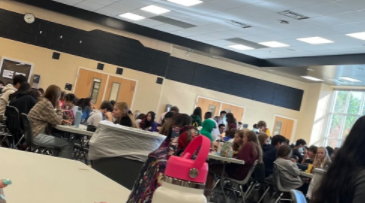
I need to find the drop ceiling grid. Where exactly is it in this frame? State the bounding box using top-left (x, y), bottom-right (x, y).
top-left (51, 0), bottom-right (365, 59)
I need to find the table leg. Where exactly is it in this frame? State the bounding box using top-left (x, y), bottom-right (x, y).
top-left (220, 162), bottom-right (228, 202)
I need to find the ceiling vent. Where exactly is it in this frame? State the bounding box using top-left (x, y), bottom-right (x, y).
top-left (278, 10), bottom-right (309, 20)
top-left (227, 20), bottom-right (252, 28)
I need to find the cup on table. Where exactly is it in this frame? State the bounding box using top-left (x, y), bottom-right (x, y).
top-left (306, 164), bottom-right (313, 173)
top-left (217, 142), bottom-right (224, 155)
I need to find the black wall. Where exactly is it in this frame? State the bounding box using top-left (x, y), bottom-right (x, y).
top-left (0, 8), bottom-right (304, 111)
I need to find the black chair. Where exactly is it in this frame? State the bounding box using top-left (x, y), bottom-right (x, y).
top-left (4, 106), bottom-right (23, 148)
top-left (251, 163), bottom-right (271, 203)
top-left (20, 113), bottom-right (59, 156)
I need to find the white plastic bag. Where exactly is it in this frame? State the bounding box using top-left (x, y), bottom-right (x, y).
top-left (89, 120), bottom-right (166, 162)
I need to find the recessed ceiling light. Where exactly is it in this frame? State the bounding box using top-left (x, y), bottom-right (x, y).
top-left (228, 44), bottom-right (254, 50)
top-left (167, 0), bottom-right (203, 7)
top-left (301, 76), bottom-right (323, 82)
top-left (339, 77), bottom-right (362, 83)
top-left (141, 5), bottom-right (170, 14)
top-left (259, 41), bottom-right (290, 48)
top-left (119, 13), bottom-right (145, 21)
top-left (297, 37), bottom-right (334, 44)
top-left (307, 68), bottom-right (314, 71)
top-left (346, 32), bottom-right (365, 40)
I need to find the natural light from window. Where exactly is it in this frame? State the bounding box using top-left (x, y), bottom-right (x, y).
top-left (324, 90), bottom-right (365, 148)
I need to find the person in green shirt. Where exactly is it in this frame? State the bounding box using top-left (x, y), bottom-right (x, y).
top-left (200, 119), bottom-right (215, 143)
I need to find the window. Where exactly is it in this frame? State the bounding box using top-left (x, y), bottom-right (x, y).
top-left (324, 90), bottom-right (364, 147)
top-left (90, 78), bottom-right (101, 104)
top-left (109, 82), bottom-right (120, 101)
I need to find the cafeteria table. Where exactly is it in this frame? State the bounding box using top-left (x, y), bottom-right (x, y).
top-left (0, 147), bottom-right (130, 203)
top-left (207, 153), bottom-right (245, 202)
top-left (55, 124), bottom-right (94, 137)
top-left (300, 171), bottom-right (314, 179)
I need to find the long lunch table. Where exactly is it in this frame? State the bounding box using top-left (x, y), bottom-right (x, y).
top-left (0, 147), bottom-right (130, 203)
top-left (55, 124), bottom-right (94, 137)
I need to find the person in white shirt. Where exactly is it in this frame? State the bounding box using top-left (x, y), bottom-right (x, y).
top-left (214, 111), bottom-right (227, 125)
top-left (87, 101), bottom-right (113, 126)
top-left (157, 106), bottom-right (179, 125)
top-left (64, 93), bottom-right (78, 117)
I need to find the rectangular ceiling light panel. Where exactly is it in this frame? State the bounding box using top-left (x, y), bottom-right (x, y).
top-left (228, 44), bottom-right (254, 50)
top-left (346, 32), bottom-right (365, 40)
top-left (297, 37), bottom-right (334, 44)
top-left (119, 13), bottom-right (145, 21)
top-left (301, 76), bottom-right (323, 81)
top-left (167, 0), bottom-right (203, 6)
top-left (141, 5), bottom-right (170, 14)
top-left (339, 77), bottom-right (362, 82)
top-left (259, 41), bottom-right (290, 47)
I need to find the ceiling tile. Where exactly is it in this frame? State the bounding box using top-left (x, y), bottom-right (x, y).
top-left (52, 0), bottom-right (84, 5)
top-left (74, 0), bottom-right (105, 11)
top-left (332, 11), bottom-right (365, 23)
top-left (291, 2), bottom-right (354, 18)
top-left (86, 0), bottom-right (119, 6)
top-left (154, 24), bottom-right (184, 32)
top-left (336, 0), bottom-right (365, 10)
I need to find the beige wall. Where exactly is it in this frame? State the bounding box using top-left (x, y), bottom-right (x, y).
top-left (0, 0), bottom-right (334, 145)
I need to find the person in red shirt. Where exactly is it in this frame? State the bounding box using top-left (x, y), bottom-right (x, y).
top-left (205, 130), bottom-right (262, 195)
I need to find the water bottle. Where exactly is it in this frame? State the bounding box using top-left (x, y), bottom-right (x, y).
top-left (0, 179), bottom-right (12, 203)
top-left (151, 136), bottom-right (210, 203)
top-left (74, 107), bottom-right (83, 128)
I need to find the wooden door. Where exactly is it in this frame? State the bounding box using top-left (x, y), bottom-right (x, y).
top-left (104, 76), bottom-right (136, 108)
top-left (273, 116), bottom-right (295, 139)
top-left (74, 68), bottom-right (108, 108)
top-left (0, 59), bottom-right (31, 84)
top-left (221, 103), bottom-right (245, 122)
top-left (196, 97), bottom-right (221, 117)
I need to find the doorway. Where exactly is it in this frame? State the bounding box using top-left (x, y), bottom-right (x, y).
top-left (0, 58), bottom-right (33, 84)
top-left (273, 115), bottom-right (297, 141)
top-left (195, 96), bottom-right (245, 122)
top-left (74, 68), bottom-right (137, 108)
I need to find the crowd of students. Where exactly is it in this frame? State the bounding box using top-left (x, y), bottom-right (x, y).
top-left (3, 80), bottom-right (365, 202)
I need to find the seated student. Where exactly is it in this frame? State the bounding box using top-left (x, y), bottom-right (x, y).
top-left (64, 93), bottom-right (78, 117)
top-left (200, 119), bottom-right (215, 143)
top-left (38, 88), bottom-right (44, 97)
top-left (237, 122), bottom-right (243, 130)
top-left (312, 147), bottom-right (332, 171)
top-left (223, 129), bottom-right (236, 142)
top-left (226, 113), bottom-right (237, 130)
top-left (113, 102), bottom-right (138, 128)
top-left (158, 106), bottom-right (179, 125)
top-left (258, 133), bottom-right (271, 152)
top-left (257, 121), bottom-right (271, 136)
top-left (263, 134), bottom-right (287, 177)
top-left (191, 107), bottom-right (202, 127)
top-left (28, 85), bottom-right (74, 159)
top-left (206, 130), bottom-right (262, 193)
top-left (135, 113), bottom-right (145, 127)
top-left (59, 91), bottom-right (66, 109)
top-left (302, 145), bottom-right (318, 165)
top-left (292, 139), bottom-right (307, 163)
top-left (87, 101), bottom-right (113, 126)
top-left (217, 124), bottom-right (226, 139)
top-left (9, 82), bottom-right (35, 115)
top-left (0, 75), bottom-right (27, 115)
top-left (204, 112), bottom-right (219, 141)
top-left (139, 111), bottom-right (158, 132)
top-left (80, 98), bottom-right (92, 123)
top-left (274, 145), bottom-right (304, 191)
